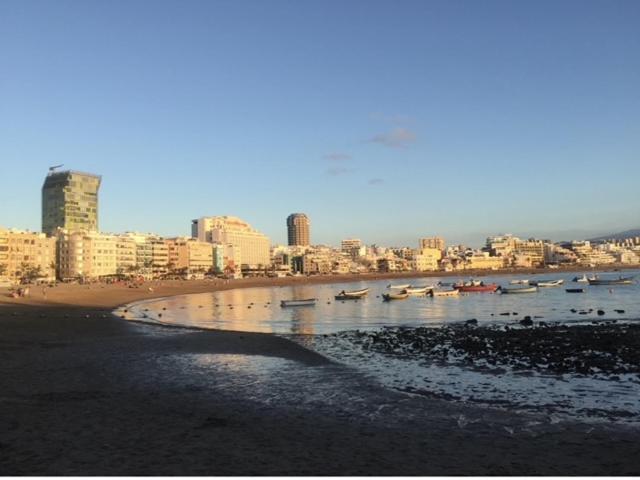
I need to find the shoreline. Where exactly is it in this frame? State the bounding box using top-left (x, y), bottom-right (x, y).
top-left (2, 263), bottom-right (637, 311)
top-left (1, 268), bottom-right (640, 474)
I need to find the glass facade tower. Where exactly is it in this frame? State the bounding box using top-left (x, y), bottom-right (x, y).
top-left (42, 170), bottom-right (101, 235)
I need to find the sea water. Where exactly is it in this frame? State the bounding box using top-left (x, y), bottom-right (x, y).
top-left (123, 269), bottom-right (640, 424)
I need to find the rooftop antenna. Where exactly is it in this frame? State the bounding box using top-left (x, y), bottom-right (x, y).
top-left (48, 164), bottom-right (64, 173)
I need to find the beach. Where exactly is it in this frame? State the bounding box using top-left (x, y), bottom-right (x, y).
top-left (1, 277), bottom-right (640, 475)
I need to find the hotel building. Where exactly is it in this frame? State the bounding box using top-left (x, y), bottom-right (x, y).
top-left (286, 213), bottom-right (310, 246)
top-left (42, 170), bottom-right (101, 235)
top-left (192, 216), bottom-right (270, 268)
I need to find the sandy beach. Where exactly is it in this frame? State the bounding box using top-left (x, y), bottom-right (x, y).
top-left (1, 276), bottom-right (640, 475)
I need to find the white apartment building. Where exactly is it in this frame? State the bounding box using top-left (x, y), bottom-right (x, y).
top-left (192, 216), bottom-right (270, 268)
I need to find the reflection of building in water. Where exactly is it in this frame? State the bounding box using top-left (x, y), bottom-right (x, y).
top-left (289, 307), bottom-right (315, 335)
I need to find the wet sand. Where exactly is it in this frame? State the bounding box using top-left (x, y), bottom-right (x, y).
top-left (1, 279), bottom-right (640, 474)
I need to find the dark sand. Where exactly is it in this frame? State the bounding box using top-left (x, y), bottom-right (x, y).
top-left (1, 278), bottom-right (640, 475)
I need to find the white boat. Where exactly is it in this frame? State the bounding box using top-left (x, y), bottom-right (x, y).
top-left (388, 283), bottom-right (410, 290)
top-left (382, 292), bottom-right (409, 301)
top-left (509, 279), bottom-right (529, 285)
top-left (429, 289), bottom-right (460, 297)
top-left (405, 286), bottom-right (432, 295)
top-left (280, 299), bottom-right (316, 307)
top-left (499, 286), bottom-right (538, 294)
top-left (533, 279), bottom-right (564, 287)
top-left (335, 288), bottom-right (370, 300)
top-left (572, 274), bottom-right (589, 283)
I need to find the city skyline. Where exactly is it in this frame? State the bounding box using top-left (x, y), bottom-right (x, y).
top-left (1, 1), bottom-right (639, 246)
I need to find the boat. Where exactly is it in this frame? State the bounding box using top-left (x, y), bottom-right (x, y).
top-left (565, 288), bottom-right (585, 293)
top-left (572, 274), bottom-right (589, 283)
top-left (587, 276), bottom-right (635, 286)
top-left (509, 279), bottom-right (530, 285)
top-left (429, 289), bottom-right (460, 297)
top-left (531, 279), bottom-right (564, 287)
top-left (280, 298), bottom-right (316, 307)
top-left (382, 292), bottom-right (409, 301)
top-left (335, 287), bottom-right (370, 300)
top-left (388, 283), bottom-right (410, 290)
top-left (453, 283), bottom-right (499, 293)
top-left (499, 286), bottom-right (538, 294)
top-left (405, 286), bottom-right (433, 295)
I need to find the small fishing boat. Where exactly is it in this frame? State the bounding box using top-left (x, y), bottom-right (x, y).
top-left (388, 283), bottom-right (410, 290)
top-left (565, 288), bottom-right (585, 293)
top-left (499, 286), bottom-right (538, 294)
top-left (382, 291), bottom-right (409, 301)
top-left (335, 287), bottom-right (370, 300)
top-left (429, 289), bottom-right (460, 297)
top-left (509, 279), bottom-right (530, 285)
top-left (438, 281), bottom-right (454, 287)
top-left (572, 274), bottom-right (589, 283)
top-left (405, 286), bottom-right (431, 295)
top-left (280, 298), bottom-right (316, 307)
top-left (453, 283), bottom-right (499, 293)
top-left (588, 276), bottom-right (635, 286)
top-left (531, 279), bottom-right (564, 287)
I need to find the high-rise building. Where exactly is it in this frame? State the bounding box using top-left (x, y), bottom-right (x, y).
top-left (286, 213), bottom-right (310, 246)
top-left (42, 169), bottom-right (101, 235)
top-left (192, 216), bottom-right (270, 268)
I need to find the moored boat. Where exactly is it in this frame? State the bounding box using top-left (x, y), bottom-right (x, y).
top-left (588, 276), bottom-right (635, 286)
top-left (429, 289), bottom-right (460, 297)
top-left (572, 274), bottom-right (589, 283)
top-left (405, 286), bottom-right (432, 295)
top-left (509, 279), bottom-right (530, 285)
top-left (335, 287), bottom-right (370, 300)
top-left (388, 284), bottom-right (410, 290)
top-left (280, 298), bottom-right (317, 307)
top-left (453, 283), bottom-right (499, 293)
top-left (382, 292), bottom-right (409, 301)
top-left (499, 285), bottom-right (538, 294)
top-left (531, 279), bottom-right (564, 287)
top-left (565, 288), bottom-right (585, 293)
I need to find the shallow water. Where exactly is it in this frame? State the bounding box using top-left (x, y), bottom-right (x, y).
top-left (122, 269), bottom-right (640, 424)
top-left (125, 270), bottom-right (640, 334)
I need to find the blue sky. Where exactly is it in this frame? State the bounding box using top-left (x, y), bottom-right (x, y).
top-left (1, 0), bottom-right (639, 247)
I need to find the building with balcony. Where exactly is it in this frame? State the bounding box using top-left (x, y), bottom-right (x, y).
top-left (0, 228), bottom-right (56, 283)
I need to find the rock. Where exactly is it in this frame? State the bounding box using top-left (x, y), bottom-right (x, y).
top-left (597, 310), bottom-right (605, 316)
top-left (465, 319), bottom-right (478, 326)
top-left (499, 312), bottom-right (510, 316)
top-left (570, 309), bottom-right (577, 313)
top-left (520, 318), bottom-right (533, 327)
top-left (614, 309), bottom-right (625, 314)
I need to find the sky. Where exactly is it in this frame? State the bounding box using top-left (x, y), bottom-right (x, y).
top-left (1, 0), bottom-right (639, 247)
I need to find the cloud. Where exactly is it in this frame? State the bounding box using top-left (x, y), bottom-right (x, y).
top-left (323, 153), bottom-right (352, 162)
top-left (369, 127), bottom-right (416, 148)
top-left (368, 178), bottom-right (384, 185)
top-left (326, 166), bottom-right (354, 176)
